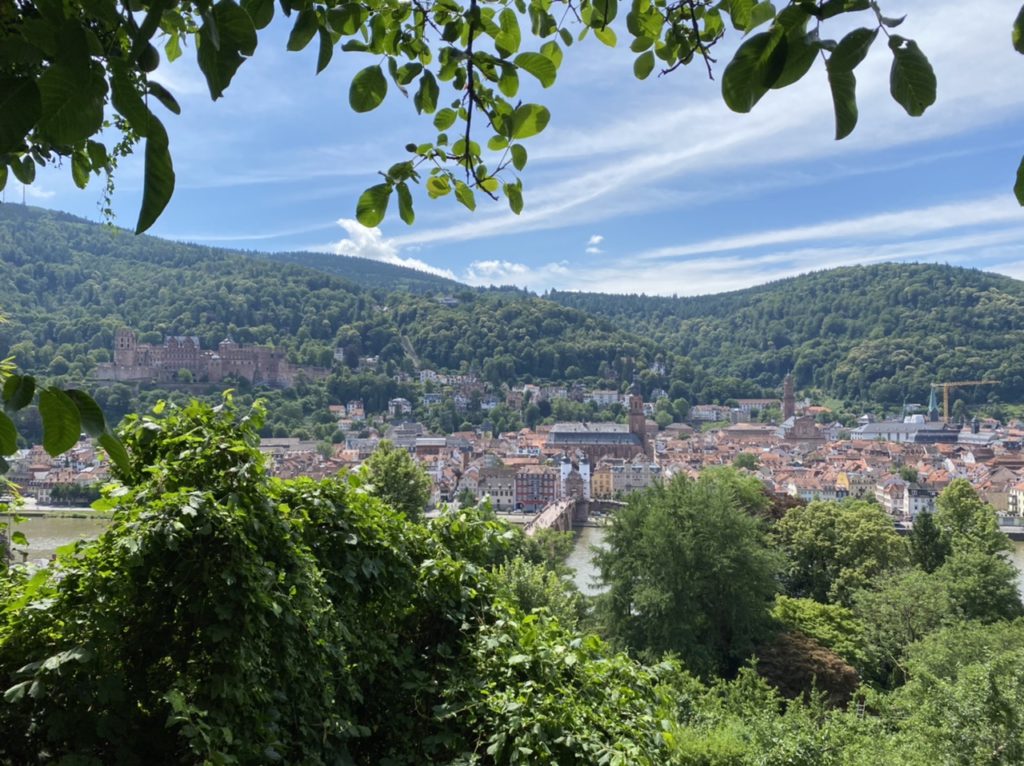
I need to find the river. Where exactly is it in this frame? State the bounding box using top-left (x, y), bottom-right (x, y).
top-left (6, 513), bottom-right (111, 564)
top-left (8, 514), bottom-right (1024, 599)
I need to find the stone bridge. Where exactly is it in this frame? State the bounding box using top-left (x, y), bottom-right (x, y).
top-left (522, 498), bottom-right (626, 536)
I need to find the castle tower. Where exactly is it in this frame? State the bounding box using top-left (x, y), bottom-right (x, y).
top-left (113, 327), bottom-right (137, 367)
top-left (782, 373), bottom-right (795, 420)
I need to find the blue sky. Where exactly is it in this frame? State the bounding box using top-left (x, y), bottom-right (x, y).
top-left (14, 0), bottom-right (1024, 295)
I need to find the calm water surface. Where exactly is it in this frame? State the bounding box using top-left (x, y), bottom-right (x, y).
top-left (9, 515), bottom-right (1024, 599)
top-left (7, 513), bottom-right (110, 563)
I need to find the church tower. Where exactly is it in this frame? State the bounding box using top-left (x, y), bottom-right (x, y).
top-left (927, 387), bottom-right (940, 422)
top-left (628, 385), bottom-right (650, 458)
top-left (782, 373), bottom-right (795, 420)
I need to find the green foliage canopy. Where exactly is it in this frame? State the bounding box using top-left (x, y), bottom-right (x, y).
top-left (1, 0), bottom-right (960, 232)
top-left (773, 498), bottom-right (908, 606)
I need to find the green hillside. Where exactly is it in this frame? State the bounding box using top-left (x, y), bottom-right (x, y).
top-left (549, 263), bottom-right (1024, 405)
top-left (254, 248), bottom-right (465, 294)
top-left (1, 205), bottom-right (714, 417)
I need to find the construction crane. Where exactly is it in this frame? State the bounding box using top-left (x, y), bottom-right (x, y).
top-left (930, 380), bottom-right (1000, 422)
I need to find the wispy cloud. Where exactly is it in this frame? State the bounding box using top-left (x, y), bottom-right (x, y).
top-left (637, 195), bottom-right (1024, 260)
top-left (585, 233), bottom-right (604, 254)
top-left (385, 0), bottom-right (1024, 250)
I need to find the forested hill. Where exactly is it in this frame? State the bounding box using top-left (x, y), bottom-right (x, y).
top-left (1, 204), bottom-right (461, 294)
top-left (252, 249), bottom-right (464, 294)
top-left (0, 204), bottom-right (691, 397)
top-left (548, 263), bottom-right (1024, 405)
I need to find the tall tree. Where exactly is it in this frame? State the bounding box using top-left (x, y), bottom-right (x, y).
top-left (595, 470), bottom-right (780, 678)
top-left (934, 479), bottom-right (1012, 556)
top-left (773, 499), bottom-right (908, 606)
top-left (361, 439), bottom-right (432, 520)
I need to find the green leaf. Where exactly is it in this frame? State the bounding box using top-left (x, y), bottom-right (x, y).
top-left (510, 144), bottom-right (527, 171)
top-left (1014, 155), bottom-right (1024, 205)
top-left (64, 390), bottom-right (106, 437)
top-left (135, 117), bottom-right (175, 234)
top-left (316, 28), bottom-right (333, 73)
top-left (328, 4), bottom-right (367, 34)
top-left (11, 156), bottom-right (35, 186)
top-left (11, 531), bottom-right (27, 546)
top-left (1013, 5), bottom-right (1024, 54)
top-left (559, 28), bottom-right (573, 46)
top-left (721, 30), bottom-right (788, 112)
top-left (426, 176), bottom-right (450, 198)
top-left (71, 150), bottom-right (89, 189)
top-left (594, 26), bottom-right (617, 46)
top-left (36, 63), bottom-right (106, 145)
top-left (39, 387), bottom-right (82, 458)
top-left (589, 0), bottom-right (618, 28)
top-left (433, 108), bottom-right (457, 130)
top-left (745, 1), bottom-right (776, 32)
top-left (504, 182), bottom-right (523, 214)
top-left (634, 50), bottom-right (655, 79)
top-left (826, 62), bottom-right (857, 139)
top-left (110, 62), bottom-right (152, 136)
top-left (148, 81), bottom-right (181, 114)
top-left (830, 27), bottom-right (877, 71)
top-left (487, 135), bottom-right (508, 151)
top-left (0, 77), bottom-right (41, 154)
top-left (414, 70), bottom-right (439, 114)
top-left (540, 40), bottom-right (563, 68)
top-left (888, 37), bottom-right (936, 117)
top-left (197, 0), bottom-right (258, 99)
top-left (241, 0), bottom-right (275, 29)
top-left (498, 64), bottom-right (519, 98)
top-left (165, 31), bottom-right (183, 61)
top-left (771, 27), bottom-right (818, 89)
top-left (350, 65), bottom-right (387, 112)
top-left (396, 182), bottom-right (414, 224)
top-left (513, 52), bottom-right (557, 88)
top-left (287, 9), bottom-right (318, 51)
top-left (509, 104), bottom-right (550, 139)
top-left (496, 8), bottom-right (521, 56)
top-left (4, 681), bottom-right (30, 704)
top-left (356, 183), bottom-right (391, 226)
top-left (454, 181), bottom-right (476, 211)
top-left (99, 432), bottom-right (130, 474)
top-left (0, 412), bottom-right (17, 456)
top-left (3, 375), bottom-right (35, 412)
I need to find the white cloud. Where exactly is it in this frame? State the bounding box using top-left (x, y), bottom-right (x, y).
top-left (463, 259), bottom-right (570, 289)
top-left (587, 234), bottom-right (604, 246)
top-left (23, 185), bottom-right (56, 200)
top-left (384, 0), bottom-right (1024, 250)
top-left (331, 219), bottom-right (457, 280)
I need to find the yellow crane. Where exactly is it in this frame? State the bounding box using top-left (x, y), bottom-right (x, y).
top-left (930, 380), bottom-right (1000, 422)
